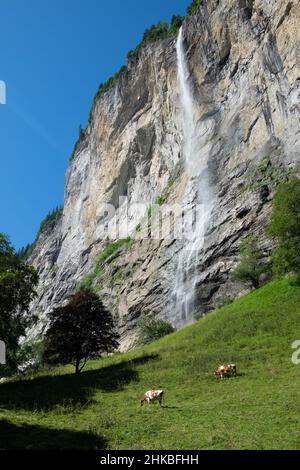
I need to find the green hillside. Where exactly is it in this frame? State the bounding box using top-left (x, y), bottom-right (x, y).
top-left (1, 277), bottom-right (300, 450)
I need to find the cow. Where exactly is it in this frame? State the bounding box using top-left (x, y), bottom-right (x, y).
top-left (214, 363), bottom-right (237, 379)
top-left (140, 389), bottom-right (164, 407)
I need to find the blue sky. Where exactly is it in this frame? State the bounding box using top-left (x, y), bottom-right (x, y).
top-left (0, 0), bottom-right (189, 250)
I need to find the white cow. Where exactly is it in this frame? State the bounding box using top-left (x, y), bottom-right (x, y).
top-left (140, 390), bottom-right (164, 406)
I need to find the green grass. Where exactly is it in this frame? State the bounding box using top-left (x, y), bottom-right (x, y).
top-left (1, 277), bottom-right (300, 449)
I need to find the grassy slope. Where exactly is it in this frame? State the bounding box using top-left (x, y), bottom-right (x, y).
top-left (1, 278), bottom-right (300, 450)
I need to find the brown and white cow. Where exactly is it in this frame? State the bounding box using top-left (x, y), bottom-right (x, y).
top-left (140, 390), bottom-right (164, 407)
top-left (214, 364), bottom-right (237, 379)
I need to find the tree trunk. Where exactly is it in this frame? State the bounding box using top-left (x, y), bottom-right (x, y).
top-left (75, 355), bottom-right (80, 374)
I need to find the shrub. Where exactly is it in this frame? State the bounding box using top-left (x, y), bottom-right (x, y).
top-left (110, 269), bottom-right (130, 287)
top-left (232, 236), bottom-right (270, 289)
top-left (156, 195), bottom-right (165, 206)
top-left (138, 317), bottom-right (175, 344)
top-left (95, 237), bottom-right (131, 267)
top-left (246, 157), bottom-right (293, 191)
top-left (77, 238), bottom-right (132, 291)
top-left (268, 179), bottom-right (300, 279)
top-left (17, 340), bottom-right (44, 372)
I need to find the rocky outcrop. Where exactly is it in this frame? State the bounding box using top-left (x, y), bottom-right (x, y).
top-left (28, 0), bottom-right (300, 350)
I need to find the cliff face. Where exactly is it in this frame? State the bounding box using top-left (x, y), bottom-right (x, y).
top-left (28, 0), bottom-right (300, 350)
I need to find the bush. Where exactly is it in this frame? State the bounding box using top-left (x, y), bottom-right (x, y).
top-left (245, 157), bottom-right (293, 191)
top-left (268, 179), bottom-right (300, 278)
top-left (232, 236), bottom-right (270, 289)
top-left (187, 0), bottom-right (203, 16)
top-left (17, 341), bottom-right (44, 372)
top-left (138, 317), bottom-right (175, 344)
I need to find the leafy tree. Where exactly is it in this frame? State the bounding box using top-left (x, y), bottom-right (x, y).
top-left (232, 236), bottom-right (269, 289)
top-left (138, 317), bottom-right (175, 344)
top-left (0, 233), bottom-right (38, 375)
top-left (187, 0), bottom-right (203, 16)
top-left (44, 289), bottom-right (119, 374)
top-left (268, 179), bottom-right (300, 278)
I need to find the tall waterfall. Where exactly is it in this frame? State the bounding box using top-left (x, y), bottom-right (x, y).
top-left (173, 27), bottom-right (214, 325)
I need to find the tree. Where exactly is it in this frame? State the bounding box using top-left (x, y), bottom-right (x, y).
top-left (187, 0), bottom-right (203, 16)
top-left (138, 317), bottom-right (175, 345)
top-left (43, 289), bottom-right (119, 374)
top-left (0, 233), bottom-right (38, 374)
top-left (141, 22), bottom-right (168, 45)
top-left (232, 236), bottom-right (269, 289)
top-left (268, 179), bottom-right (300, 278)
top-left (169, 15), bottom-right (184, 36)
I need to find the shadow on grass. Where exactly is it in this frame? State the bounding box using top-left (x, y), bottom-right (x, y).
top-left (0, 418), bottom-right (107, 450)
top-left (161, 405), bottom-right (181, 410)
top-left (0, 354), bottom-right (159, 412)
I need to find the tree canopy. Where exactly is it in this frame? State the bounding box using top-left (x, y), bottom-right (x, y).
top-left (44, 289), bottom-right (119, 374)
top-left (232, 235), bottom-right (269, 289)
top-left (0, 233), bottom-right (38, 374)
top-left (268, 179), bottom-right (300, 277)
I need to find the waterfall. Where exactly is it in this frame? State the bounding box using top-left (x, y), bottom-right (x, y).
top-left (173, 27), bottom-right (214, 326)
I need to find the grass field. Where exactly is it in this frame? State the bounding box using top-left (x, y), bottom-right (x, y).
top-left (1, 277), bottom-right (300, 449)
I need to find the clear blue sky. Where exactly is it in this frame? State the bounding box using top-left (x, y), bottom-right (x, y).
top-left (0, 0), bottom-right (189, 250)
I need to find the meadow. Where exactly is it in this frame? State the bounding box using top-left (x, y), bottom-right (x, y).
top-left (1, 277), bottom-right (300, 449)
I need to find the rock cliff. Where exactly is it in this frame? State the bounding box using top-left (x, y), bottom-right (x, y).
top-left (28, 0), bottom-right (300, 350)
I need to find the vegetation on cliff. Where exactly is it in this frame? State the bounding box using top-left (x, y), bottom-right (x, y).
top-left (187, 0), bottom-right (203, 16)
top-left (233, 177), bottom-right (300, 289)
top-left (82, 0), bottom-right (202, 135)
top-left (18, 206), bottom-right (63, 262)
top-left (78, 237), bottom-right (132, 291)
